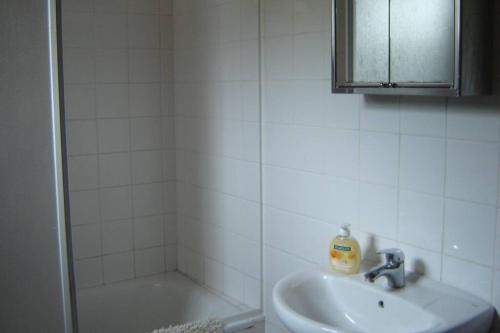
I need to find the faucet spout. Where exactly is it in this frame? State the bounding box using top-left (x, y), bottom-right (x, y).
top-left (364, 248), bottom-right (406, 289)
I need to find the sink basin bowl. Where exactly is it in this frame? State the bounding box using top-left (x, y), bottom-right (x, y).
top-left (272, 270), bottom-right (494, 333)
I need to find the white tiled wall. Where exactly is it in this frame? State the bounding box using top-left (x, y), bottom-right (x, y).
top-left (173, 0), bottom-right (261, 309)
top-left (62, 0), bottom-right (177, 289)
top-left (261, 0), bottom-right (500, 332)
top-left (61, 0), bottom-right (500, 330)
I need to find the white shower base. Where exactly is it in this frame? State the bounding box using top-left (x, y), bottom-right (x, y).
top-left (77, 272), bottom-right (262, 333)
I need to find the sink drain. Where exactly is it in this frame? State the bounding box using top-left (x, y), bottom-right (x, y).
top-left (378, 300), bottom-right (384, 309)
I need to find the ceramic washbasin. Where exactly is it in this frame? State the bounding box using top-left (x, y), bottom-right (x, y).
top-left (272, 270), bottom-right (494, 333)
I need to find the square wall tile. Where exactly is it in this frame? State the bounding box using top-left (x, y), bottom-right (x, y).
top-left (102, 219), bottom-right (134, 254)
top-left (263, 0), bottom-right (293, 37)
top-left (161, 83), bottom-right (175, 115)
top-left (95, 49), bottom-right (128, 83)
top-left (219, 0), bottom-right (242, 43)
top-left (165, 244), bottom-right (177, 271)
top-left (263, 80), bottom-right (295, 123)
top-left (360, 132), bottom-right (399, 186)
top-left (98, 118), bottom-right (131, 153)
top-left (359, 183), bottom-right (398, 239)
top-left (224, 266), bottom-right (245, 303)
top-left (95, 13), bottom-right (128, 48)
top-left (134, 215), bottom-right (164, 249)
top-left (133, 183), bottom-right (163, 217)
top-left (263, 166), bottom-right (323, 218)
top-left (244, 275), bottom-right (261, 309)
top-left (96, 84), bottom-right (129, 119)
top-left (135, 247), bottom-right (165, 277)
top-left (264, 207), bottom-right (296, 252)
top-left (128, 14), bottom-right (160, 48)
top-left (398, 191), bottom-right (444, 252)
top-left (164, 214), bottom-right (177, 245)
top-left (444, 199), bottom-right (496, 266)
top-left (160, 16), bottom-right (173, 49)
top-left (163, 150), bottom-right (176, 180)
top-left (447, 100), bottom-right (500, 142)
top-left (66, 120), bottom-right (98, 156)
top-left (103, 252), bottom-right (134, 283)
top-left (241, 122), bottom-right (260, 162)
top-left (240, 0), bottom-right (259, 41)
top-left (324, 93), bottom-right (360, 130)
top-left (161, 52), bottom-right (174, 84)
top-left (360, 96), bottom-right (400, 133)
top-left (68, 155), bottom-right (99, 190)
top-left (63, 48), bottom-right (95, 84)
top-left (75, 258), bottom-right (102, 289)
top-left (322, 177), bottom-right (359, 226)
top-left (400, 136), bottom-right (446, 195)
top-left (293, 0), bottom-right (330, 34)
top-left (205, 258), bottom-right (225, 293)
top-left (185, 249), bottom-right (204, 283)
top-left (65, 84), bottom-right (96, 120)
top-left (132, 150), bottom-right (163, 184)
top-left (293, 31), bottom-right (330, 80)
top-left (130, 117), bottom-right (162, 150)
top-left (70, 190), bottom-right (100, 225)
top-left (446, 140), bottom-right (498, 205)
top-left (442, 256), bottom-right (493, 302)
top-left (240, 40), bottom-right (259, 80)
top-left (163, 182), bottom-right (176, 214)
top-left (99, 153), bottom-right (132, 187)
top-left (130, 84), bottom-right (161, 117)
top-left (99, 186), bottom-right (133, 221)
top-left (263, 36), bottom-right (293, 80)
top-left (323, 129), bottom-right (359, 179)
top-left (72, 224), bottom-right (101, 259)
top-left (129, 49), bottom-right (161, 83)
top-left (400, 97), bottom-right (446, 137)
top-left (62, 12), bottom-right (96, 48)
top-left (292, 80), bottom-right (326, 127)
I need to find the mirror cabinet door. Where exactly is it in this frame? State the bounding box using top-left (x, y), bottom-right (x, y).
top-left (335, 0), bottom-right (456, 89)
top-left (335, 0), bottom-right (390, 86)
top-left (389, 0), bottom-right (455, 85)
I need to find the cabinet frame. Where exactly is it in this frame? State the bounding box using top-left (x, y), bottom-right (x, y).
top-left (331, 0), bottom-right (493, 96)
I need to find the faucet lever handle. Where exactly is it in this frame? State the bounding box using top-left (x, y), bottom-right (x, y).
top-left (377, 248), bottom-right (405, 265)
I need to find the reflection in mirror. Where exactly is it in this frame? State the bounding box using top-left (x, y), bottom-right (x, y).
top-left (390, 0), bottom-right (455, 84)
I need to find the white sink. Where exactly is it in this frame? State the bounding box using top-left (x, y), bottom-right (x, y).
top-left (272, 270), bottom-right (494, 333)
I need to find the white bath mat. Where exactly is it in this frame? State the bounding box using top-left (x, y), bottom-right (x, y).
top-left (150, 318), bottom-right (223, 333)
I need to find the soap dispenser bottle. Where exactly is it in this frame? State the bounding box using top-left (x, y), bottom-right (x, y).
top-left (329, 224), bottom-right (361, 274)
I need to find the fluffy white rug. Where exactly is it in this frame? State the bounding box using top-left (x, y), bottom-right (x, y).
top-left (150, 319), bottom-right (223, 333)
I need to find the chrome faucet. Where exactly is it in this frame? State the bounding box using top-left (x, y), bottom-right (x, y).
top-left (364, 248), bottom-right (405, 289)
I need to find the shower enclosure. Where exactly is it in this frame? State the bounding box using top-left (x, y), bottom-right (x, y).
top-left (1, 0), bottom-right (263, 332)
top-left (62, 0), bottom-right (263, 332)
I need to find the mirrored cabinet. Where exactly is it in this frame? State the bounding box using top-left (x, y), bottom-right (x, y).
top-left (332, 0), bottom-right (493, 96)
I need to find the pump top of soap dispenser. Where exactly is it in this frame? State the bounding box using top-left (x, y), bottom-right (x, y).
top-left (339, 224), bottom-right (351, 238)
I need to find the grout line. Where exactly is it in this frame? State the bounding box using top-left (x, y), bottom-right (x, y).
top-left (89, 27), bottom-right (106, 285)
top-left (439, 97), bottom-right (449, 283)
top-left (257, 0), bottom-right (265, 312)
top-left (491, 149), bottom-right (500, 300)
top-left (395, 96), bottom-right (401, 246)
top-left (124, 9), bottom-right (139, 280)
